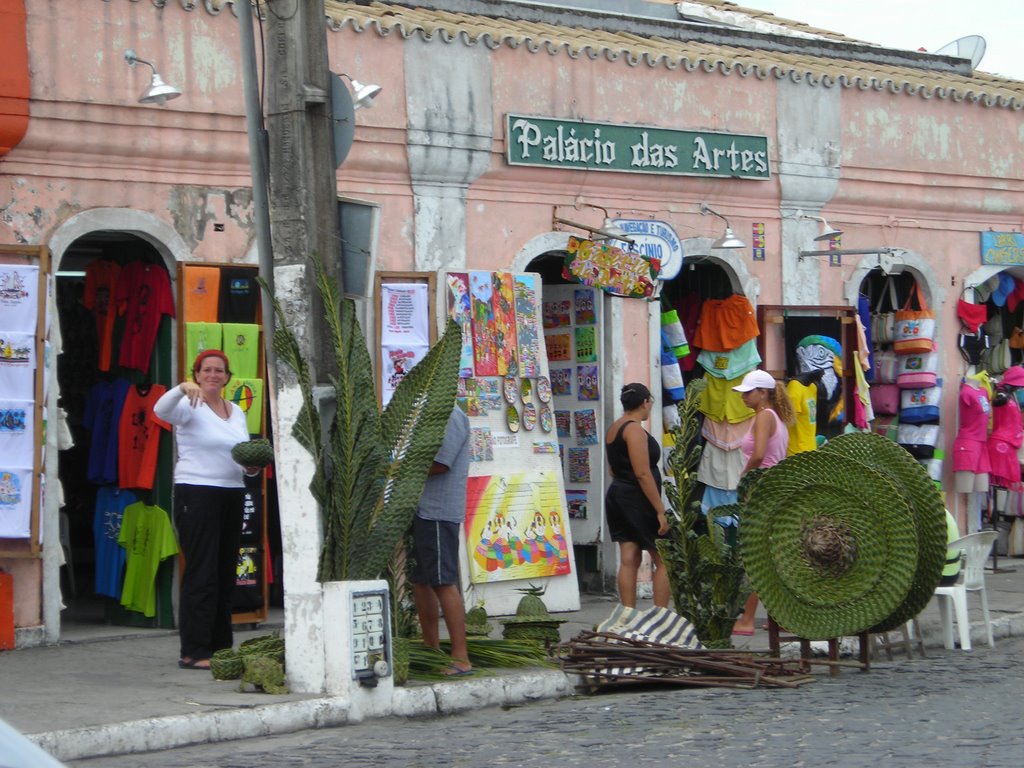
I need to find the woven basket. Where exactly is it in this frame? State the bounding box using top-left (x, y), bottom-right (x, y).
top-left (502, 621), bottom-right (562, 645)
top-left (740, 450), bottom-right (918, 639)
top-left (210, 649), bottom-right (244, 680)
top-left (820, 432), bottom-right (947, 632)
top-left (238, 634), bottom-right (285, 664)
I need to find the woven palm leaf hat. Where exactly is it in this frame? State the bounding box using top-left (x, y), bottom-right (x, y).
top-left (820, 431), bottom-right (947, 632)
top-left (739, 449), bottom-right (919, 639)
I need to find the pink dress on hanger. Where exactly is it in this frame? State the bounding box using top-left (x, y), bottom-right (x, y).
top-left (988, 396), bottom-right (1023, 486)
top-left (952, 381), bottom-right (992, 475)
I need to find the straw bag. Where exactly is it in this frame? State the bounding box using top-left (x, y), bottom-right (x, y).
top-left (872, 349), bottom-right (899, 384)
top-left (893, 283), bottom-right (935, 355)
top-left (896, 349), bottom-right (938, 389)
top-left (897, 423), bottom-right (940, 459)
top-left (870, 383), bottom-right (900, 416)
top-left (900, 380), bottom-right (942, 424)
top-left (871, 275), bottom-right (899, 344)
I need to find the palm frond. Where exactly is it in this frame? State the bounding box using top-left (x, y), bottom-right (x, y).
top-left (349, 318), bottom-right (462, 580)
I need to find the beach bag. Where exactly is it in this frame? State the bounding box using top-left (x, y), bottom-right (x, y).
top-left (872, 349), bottom-right (899, 384)
top-left (919, 454), bottom-right (943, 483)
top-left (900, 380), bottom-right (942, 424)
top-left (893, 283), bottom-right (935, 355)
top-left (661, 348), bottom-right (686, 402)
top-left (983, 339), bottom-right (1012, 375)
top-left (897, 423), bottom-right (940, 459)
top-left (870, 383), bottom-right (900, 416)
top-left (871, 275), bottom-right (899, 344)
top-left (896, 350), bottom-right (938, 389)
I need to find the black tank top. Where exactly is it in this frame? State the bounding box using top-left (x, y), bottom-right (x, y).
top-left (605, 420), bottom-right (662, 491)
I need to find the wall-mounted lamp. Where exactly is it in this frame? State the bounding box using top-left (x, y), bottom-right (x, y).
top-left (699, 203), bottom-right (746, 249)
top-left (552, 205), bottom-right (635, 245)
top-left (124, 49), bottom-right (181, 106)
top-left (803, 214), bottom-right (843, 242)
top-left (339, 73), bottom-right (382, 109)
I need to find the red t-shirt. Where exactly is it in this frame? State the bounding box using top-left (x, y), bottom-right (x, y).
top-left (82, 260), bottom-right (121, 372)
top-left (118, 384), bottom-right (170, 490)
top-left (115, 262), bottom-right (175, 373)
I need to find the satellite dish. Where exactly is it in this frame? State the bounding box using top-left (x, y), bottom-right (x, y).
top-left (935, 35), bottom-right (986, 69)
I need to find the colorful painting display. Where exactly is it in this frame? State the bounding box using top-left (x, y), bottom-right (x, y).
top-left (469, 271), bottom-right (498, 376)
top-left (545, 333), bottom-right (571, 362)
top-left (575, 327), bottom-right (597, 362)
top-left (492, 271), bottom-right (518, 376)
top-left (513, 275), bottom-right (541, 378)
top-left (573, 288), bottom-right (596, 325)
top-left (446, 272), bottom-right (474, 378)
top-left (466, 471), bottom-right (572, 583)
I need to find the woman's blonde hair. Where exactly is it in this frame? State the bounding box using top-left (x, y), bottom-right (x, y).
top-left (767, 381), bottom-right (796, 425)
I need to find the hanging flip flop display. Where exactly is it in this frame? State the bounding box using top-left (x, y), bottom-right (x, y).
top-left (536, 375), bottom-right (552, 403)
top-left (506, 402), bottom-right (521, 433)
top-left (539, 402), bottom-right (553, 433)
top-left (523, 402), bottom-right (537, 431)
top-left (503, 374), bottom-right (517, 404)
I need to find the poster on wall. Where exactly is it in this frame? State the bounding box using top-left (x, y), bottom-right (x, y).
top-left (446, 273), bottom-right (474, 378)
top-left (465, 471), bottom-right (571, 583)
top-left (380, 282), bottom-right (430, 406)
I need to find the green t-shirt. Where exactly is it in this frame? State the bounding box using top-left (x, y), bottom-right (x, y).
top-left (222, 323), bottom-right (261, 379)
top-left (225, 377), bottom-right (264, 435)
top-left (118, 503), bottom-right (179, 617)
top-left (185, 322), bottom-right (223, 370)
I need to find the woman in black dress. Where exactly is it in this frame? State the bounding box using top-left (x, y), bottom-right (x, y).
top-left (604, 383), bottom-right (669, 607)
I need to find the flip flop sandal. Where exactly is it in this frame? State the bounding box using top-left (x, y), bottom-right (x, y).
top-left (539, 403), bottom-right (553, 432)
top-left (503, 375), bottom-right (517, 404)
top-left (536, 375), bottom-right (552, 403)
top-left (507, 403), bottom-right (520, 433)
top-left (520, 378), bottom-right (533, 404)
top-left (523, 403), bottom-right (537, 431)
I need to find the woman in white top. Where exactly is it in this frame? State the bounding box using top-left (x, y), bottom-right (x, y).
top-left (154, 350), bottom-right (255, 670)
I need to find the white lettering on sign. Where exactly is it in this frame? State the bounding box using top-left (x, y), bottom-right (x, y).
top-left (691, 136), bottom-right (768, 175)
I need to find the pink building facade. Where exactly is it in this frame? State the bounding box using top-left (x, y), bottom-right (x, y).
top-left (2, 0), bottom-right (1024, 648)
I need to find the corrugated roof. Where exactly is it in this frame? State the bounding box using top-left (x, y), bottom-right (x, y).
top-left (322, 1), bottom-right (1024, 110)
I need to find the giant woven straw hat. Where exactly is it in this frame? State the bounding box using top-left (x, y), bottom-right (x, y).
top-left (820, 432), bottom-right (947, 632)
top-left (740, 449), bottom-right (919, 639)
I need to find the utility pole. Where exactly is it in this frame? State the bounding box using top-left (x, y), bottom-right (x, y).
top-left (261, 0), bottom-right (341, 693)
top-left (264, 0), bottom-right (340, 372)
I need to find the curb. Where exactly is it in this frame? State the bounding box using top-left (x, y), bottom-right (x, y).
top-left (32, 669), bottom-right (575, 763)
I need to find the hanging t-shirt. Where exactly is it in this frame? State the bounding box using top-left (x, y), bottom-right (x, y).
top-left (786, 380), bottom-right (818, 455)
top-left (183, 266), bottom-right (221, 323)
top-left (697, 373), bottom-right (755, 424)
top-left (0, 400), bottom-right (33, 468)
top-left (0, 332), bottom-right (35, 400)
top-left (118, 384), bottom-right (170, 490)
top-left (0, 264), bottom-right (39, 333)
top-left (0, 467), bottom-right (32, 538)
top-left (185, 322), bottom-right (223, 370)
top-left (218, 268), bottom-right (259, 324)
top-left (224, 377), bottom-right (264, 435)
top-left (115, 262), bottom-right (175, 373)
top-left (83, 378), bottom-right (132, 485)
top-left (82, 260), bottom-right (121, 372)
top-left (221, 323), bottom-right (260, 379)
top-left (118, 502), bottom-right (178, 617)
top-left (92, 486), bottom-right (137, 599)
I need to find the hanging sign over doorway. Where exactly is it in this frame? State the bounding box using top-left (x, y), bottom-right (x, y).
top-left (607, 219), bottom-right (684, 280)
top-left (981, 231), bottom-right (1024, 265)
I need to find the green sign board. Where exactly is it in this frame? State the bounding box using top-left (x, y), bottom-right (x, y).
top-left (506, 114), bottom-right (770, 179)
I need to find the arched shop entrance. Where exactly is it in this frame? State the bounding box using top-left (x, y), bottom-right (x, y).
top-left (55, 230), bottom-right (178, 631)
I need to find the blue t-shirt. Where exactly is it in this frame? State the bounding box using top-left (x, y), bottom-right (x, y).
top-left (416, 408), bottom-right (470, 524)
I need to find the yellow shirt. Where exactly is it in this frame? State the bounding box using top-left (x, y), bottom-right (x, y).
top-left (786, 379), bottom-right (818, 455)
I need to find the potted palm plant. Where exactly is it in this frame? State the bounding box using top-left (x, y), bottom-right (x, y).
top-left (265, 255), bottom-right (461, 688)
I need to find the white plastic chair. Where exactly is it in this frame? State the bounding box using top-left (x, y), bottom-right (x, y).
top-left (933, 530), bottom-right (998, 651)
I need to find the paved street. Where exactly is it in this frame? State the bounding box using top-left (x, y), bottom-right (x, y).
top-left (71, 635), bottom-right (1024, 768)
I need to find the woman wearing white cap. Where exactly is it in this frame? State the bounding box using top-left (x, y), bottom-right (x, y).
top-left (730, 369), bottom-right (795, 635)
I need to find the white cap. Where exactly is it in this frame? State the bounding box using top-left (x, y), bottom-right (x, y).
top-left (732, 369), bottom-right (776, 392)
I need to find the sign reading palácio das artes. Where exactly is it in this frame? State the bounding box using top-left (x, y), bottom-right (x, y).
top-left (506, 115), bottom-right (770, 179)
top-left (981, 231), bottom-right (1024, 265)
